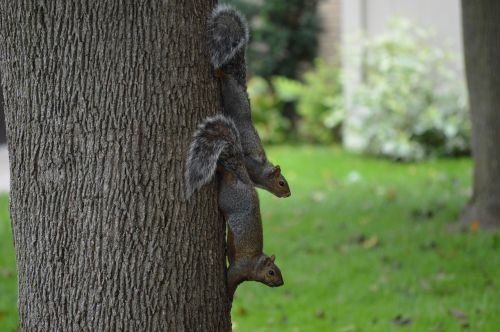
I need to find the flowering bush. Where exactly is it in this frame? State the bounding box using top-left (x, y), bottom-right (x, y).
top-left (349, 18), bottom-right (470, 160)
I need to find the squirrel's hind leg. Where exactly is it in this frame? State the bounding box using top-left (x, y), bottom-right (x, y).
top-left (227, 265), bottom-right (238, 301)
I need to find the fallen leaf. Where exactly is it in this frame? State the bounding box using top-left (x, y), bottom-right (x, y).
top-left (358, 217), bottom-right (370, 225)
top-left (335, 243), bottom-right (350, 253)
top-left (449, 308), bottom-right (469, 328)
top-left (362, 236), bottom-right (379, 249)
top-left (386, 189), bottom-right (398, 202)
top-left (0, 268), bottom-right (14, 278)
top-left (391, 314), bottom-right (412, 326)
top-left (434, 271), bottom-right (455, 281)
top-left (339, 324), bottom-right (356, 332)
top-left (470, 220), bottom-right (480, 232)
top-left (353, 233), bottom-right (367, 244)
top-left (236, 306), bottom-right (247, 316)
top-left (311, 191), bottom-right (326, 203)
top-left (449, 308), bottom-right (467, 320)
top-left (315, 309), bottom-right (325, 319)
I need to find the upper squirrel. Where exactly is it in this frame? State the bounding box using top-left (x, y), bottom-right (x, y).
top-left (208, 5), bottom-right (249, 86)
top-left (185, 115), bottom-right (284, 300)
top-left (208, 5), bottom-right (291, 199)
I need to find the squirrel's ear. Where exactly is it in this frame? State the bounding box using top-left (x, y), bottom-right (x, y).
top-left (272, 166), bottom-right (281, 177)
top-left (258, 256), bottom-right (270, 268)
top-left (270, 255), bottom-right (276, 263)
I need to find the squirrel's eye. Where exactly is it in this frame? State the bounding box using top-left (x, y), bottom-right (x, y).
top-left (268, 270), bottom-right (275, 276)
top-left (278, 181), bottom-right (285, 187)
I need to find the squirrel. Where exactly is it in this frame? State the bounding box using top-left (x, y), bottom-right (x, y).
top-left (185, 115), bottom-right (284, 300)
top-left (208, 5), bottom-right (291, 199)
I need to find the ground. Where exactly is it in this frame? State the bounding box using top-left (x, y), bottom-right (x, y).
top-left (0, 146), bottom-right (499, 331)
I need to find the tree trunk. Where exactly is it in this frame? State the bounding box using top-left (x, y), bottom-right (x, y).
top-left (0, 1), bottom-right (231, 330)
top-left (0, 74), bottom-right (6, 144)
top-left (460, 0), bottom-right (500, 228)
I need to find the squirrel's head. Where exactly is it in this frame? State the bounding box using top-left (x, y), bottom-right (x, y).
top-left (267, 165), bottom-right (291, 198)
top-left (255, 255), bottom-right (284, 288)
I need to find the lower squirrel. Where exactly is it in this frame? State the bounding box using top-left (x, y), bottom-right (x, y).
top-left (209, 5), bottom-right (291, 199)
top-left (185, 115), bottom-right (284, 300)
top-left (221, 170), bottom-right (284, 301)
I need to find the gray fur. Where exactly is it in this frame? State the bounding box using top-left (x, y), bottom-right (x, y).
top-left (185, 114), bottom-right (248, 198)
top-left (220, 75), bottom-right (264, 158)
top-left (220, 170), bottom-right (284, 301)
top-left (185, 115), bottom-right (283, 298)
top-left (220, 76), bottom-right (291, 197)
top-left (208, 4), bottom-right (250, 69)
top-left (208, 7), bottom-right (291, 198)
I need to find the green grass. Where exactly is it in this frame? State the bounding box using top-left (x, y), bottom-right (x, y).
top-left (1, 146), bottom-right (499, 331)
top-left (0, 193), bottom-right (17, 332)
top-left (231, 146), bottom-right (499, 332)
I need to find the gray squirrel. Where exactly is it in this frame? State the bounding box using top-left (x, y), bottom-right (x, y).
top-left (208, 5), bottom-right (291, 198)
top-left (185, 115), bottom-right (284, 300)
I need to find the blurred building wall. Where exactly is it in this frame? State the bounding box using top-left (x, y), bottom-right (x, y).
top-left (318, 0), bottom-right (342, 63)
top-left (360, 0), bottom-right (463, 53)
top-left (341, 0), bottom-right (464, 151)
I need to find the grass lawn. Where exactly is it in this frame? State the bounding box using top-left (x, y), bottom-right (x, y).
top-left (1, 146), bottom-right (499, 331)
top-left (0, 192), bottom-right (16, 331)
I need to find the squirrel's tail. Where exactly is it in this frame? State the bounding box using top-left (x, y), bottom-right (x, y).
top-left (208, 4), bottom-right (249, 69)
top-left (185, 114), bottom-right (248, 198)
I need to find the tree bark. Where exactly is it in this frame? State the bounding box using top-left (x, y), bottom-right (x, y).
top-left (0, 74), bottom-right (6, 144)
top-left (0, 1), bottom-right (231, 331)
top-left (460, 0), bottom-right (500, 228)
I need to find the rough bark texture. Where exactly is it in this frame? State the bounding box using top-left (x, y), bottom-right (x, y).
top-left (0, 75), bottom-right (6, 144)
top-left (460, 0), bottom-right (500, 228)
top-left (0, 1), bottom-right (231, 331)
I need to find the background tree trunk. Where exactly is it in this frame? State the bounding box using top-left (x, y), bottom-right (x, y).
top-left (0, 74), bottom-right (5, 144)
top-left (0, 1), bottom-right (231, 330)
top-left (460, 0), bottom-right (500, 228)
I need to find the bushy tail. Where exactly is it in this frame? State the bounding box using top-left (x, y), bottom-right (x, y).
top-left (208, 4), bottom-right (249, 69)
top-left (185, 114), bottom-right (248, 198)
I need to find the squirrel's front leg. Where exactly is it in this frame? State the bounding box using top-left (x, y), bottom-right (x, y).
top-left (226, 263), bottom-right (243, 302)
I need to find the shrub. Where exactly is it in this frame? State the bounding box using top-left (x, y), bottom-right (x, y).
top-left (348, 18), bottom-right (470, 161)
top-left (224, 0), bottom-right (320, 79)
top-left (247, 76), bottom-right (292, 144)
top-left (273, 60), bottom-right (344, 144)
top-left (246, 60), bottom-right (343, 145)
